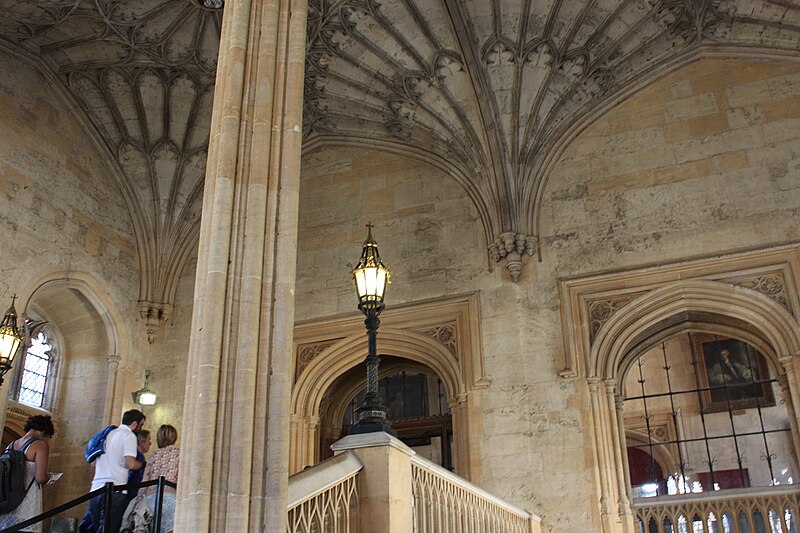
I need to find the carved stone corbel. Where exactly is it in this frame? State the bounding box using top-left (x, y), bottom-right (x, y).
top-left (488, 232), bottom-right (539, 282)
top-left (138, 301), bottom-right (174, 344)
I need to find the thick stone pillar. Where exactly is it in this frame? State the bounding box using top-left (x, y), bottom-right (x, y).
top-left (175, 0), bottom-right (307, 531)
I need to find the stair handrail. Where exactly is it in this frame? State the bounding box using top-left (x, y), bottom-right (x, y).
top-left (0, 476), bottom-right (177, 533)
top-left (287, 451), bottom-right (363, 509)
top-left (409, 452), bottom-right (541, 524)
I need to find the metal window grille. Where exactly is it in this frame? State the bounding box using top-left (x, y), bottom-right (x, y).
top-left (623, 336), bottom-right (794, 497)
top-left (19, 332), bottom-right (51, 408)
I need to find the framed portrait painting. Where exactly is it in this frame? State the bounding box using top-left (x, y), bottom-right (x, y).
top-left (690, 333), bottom-right (774, 413)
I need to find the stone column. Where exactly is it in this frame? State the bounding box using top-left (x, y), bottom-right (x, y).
top-left (588, 378), bottom-right (619, 532)
top-left (604, 380), bottom-right (634, 533)
top-left (103, 354), bottom-right (121, 426)
top-left (289, 414), bottom-right (320, 474)
top-left (615, 395), bottom-right (634, 508)
top-left (778, 359), bottom-right (800, 462)
top-left (174, 0), bottom-right (307, 531)
top-left (450, 393), bottom-right (474, 480)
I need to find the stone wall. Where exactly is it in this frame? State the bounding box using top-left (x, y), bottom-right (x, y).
top-left (295, 145), bottom-right (595, 529)
top-left (0, 48), bottom-right (143, 516)
top-left (143, 253), bottom-right (196, 442)
top-left (541, 58), bottom-right (800, 274)
top-left (294, 57), bottom-right (800, 532)
top-left (3, 47), bottom-right (799, 531)
top-left (296, 149), bottom-right (488, 318)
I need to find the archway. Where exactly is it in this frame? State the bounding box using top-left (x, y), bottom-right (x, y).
top-left (319, 357), bottom-right (455, 468)
top-left (587, 279), bottom-right (800, 531)
top-left (291, 327), bottom-right (470, 473)
top-left (291, 293), bottom-right (487, 480)
top-left (3, 269), bottom-right (129, 518)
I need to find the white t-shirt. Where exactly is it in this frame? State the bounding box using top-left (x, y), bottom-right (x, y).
top-left (91, 425), bottom-right (138, 491)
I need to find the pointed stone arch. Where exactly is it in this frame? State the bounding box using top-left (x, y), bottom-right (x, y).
top-left (582, 278), bottom-right (800, 532)
top-left (558, 247), bottom-right (800, 531)
top-left (17, 267), bottom-right (132, 425)
top-left (290, 293), bottom-right (487, 481)
top-left (291, 328), bottom-right (473, 476)
top-left (293, 328), bottom-right (464, 417)
top-left (591, 279), bottom-right (800, 381)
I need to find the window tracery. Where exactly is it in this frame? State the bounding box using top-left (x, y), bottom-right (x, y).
top-left (18, 331), bottom-right (53, 410)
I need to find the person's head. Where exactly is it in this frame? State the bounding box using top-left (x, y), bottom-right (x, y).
top-left (25, 415), bottom-right (55, 439)
top-left (720, 349), bottom-right (731, 362)
top-left (121, 409), bottom-right (146, 433)
top-left (156, 424), bottom-right (178, 449)
top-left (137, 429), bottom-right (152, 453)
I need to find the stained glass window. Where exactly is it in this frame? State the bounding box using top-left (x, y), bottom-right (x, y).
top-left (18, 332), bottom-right (51, 408)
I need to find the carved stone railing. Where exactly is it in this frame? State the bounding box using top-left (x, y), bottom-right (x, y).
top-left (287, 451), bottom-right (363, 533)
top-left (326, 432), bottom-right (541, 533)
top-left (410, 454), bottom-right (541, 533)
top-left (633, 485), bottom-right (800, 533)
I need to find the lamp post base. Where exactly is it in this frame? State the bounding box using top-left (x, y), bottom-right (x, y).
top-left (349, 397), bottom-right (396, 436)
top-left (349, 417), bottom-right (396, 437)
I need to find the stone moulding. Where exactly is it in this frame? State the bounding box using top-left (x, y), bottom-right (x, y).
top-left (295, 339), bottom-right (342, 380)
top-left (413, 322), bottom-right (458, 359)
top-left (293, 292), bottom-right (489, 392)
top-left (291, 292), bottom-right (488, 480)
top-left (558, 244), bottom-right (800, 378)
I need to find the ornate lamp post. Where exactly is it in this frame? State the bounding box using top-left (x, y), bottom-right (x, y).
top-left (0, 296), bottom-right (23, 387)
top-left (349, 224), bottom-right (395, 435)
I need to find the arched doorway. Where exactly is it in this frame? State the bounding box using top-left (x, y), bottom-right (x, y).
top-left (320, 359), bottom-right (454, 469)
top-left (622, 333), bottom-right (796, 499)
top-left (4, 270), bottom-right (131, 520)
top-left (588, 279), bottom-right (800, 531)
top-left (291, 293), bottom-right (488, 480)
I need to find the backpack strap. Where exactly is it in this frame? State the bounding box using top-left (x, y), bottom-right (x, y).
top-left (6, 437), bottom-right (39, 493)
top-left (18, 437), bottom-right (38, 453)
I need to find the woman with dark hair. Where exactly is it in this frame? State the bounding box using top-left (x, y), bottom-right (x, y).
top-left (0, 414), bottom-right (55, 533)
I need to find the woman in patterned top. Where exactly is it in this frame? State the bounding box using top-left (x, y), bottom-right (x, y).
top-left (143, 424), bottom-right (180, 533)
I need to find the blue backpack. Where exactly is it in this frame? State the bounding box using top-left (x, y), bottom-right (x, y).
top-left (85, 425), bottom-right (117, 463)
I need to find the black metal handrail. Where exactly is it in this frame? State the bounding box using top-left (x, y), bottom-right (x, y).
top-left (0, 476), bottom-right (177, 533)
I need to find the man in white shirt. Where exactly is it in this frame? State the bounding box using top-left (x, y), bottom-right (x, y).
top-left (87, 409), bottom-right (146, 533)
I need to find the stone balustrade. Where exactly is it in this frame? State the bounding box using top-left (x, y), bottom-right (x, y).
top-left (287, 432), bottom-right (541, 533)
top-left (633, 485), bottom-right (800, 533)
top-left (287, 451), bottom-right (363, 533)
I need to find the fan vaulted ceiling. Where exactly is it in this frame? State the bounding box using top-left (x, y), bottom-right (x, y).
top-left (305, 0), bottom-right (800, 262)
top-left (0, 0), bottom-right (799, 333)
top-left (0, 0), bottom-right (222, 339)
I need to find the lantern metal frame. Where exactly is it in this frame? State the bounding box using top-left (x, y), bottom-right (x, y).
top-left (0, 296), bottom-right (23, 387)
top-left (132, 369), bottom-right (158, 406)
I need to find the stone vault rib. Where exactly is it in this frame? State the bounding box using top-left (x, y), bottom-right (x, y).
top-left (304, 0), bottom-right (800, 281)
